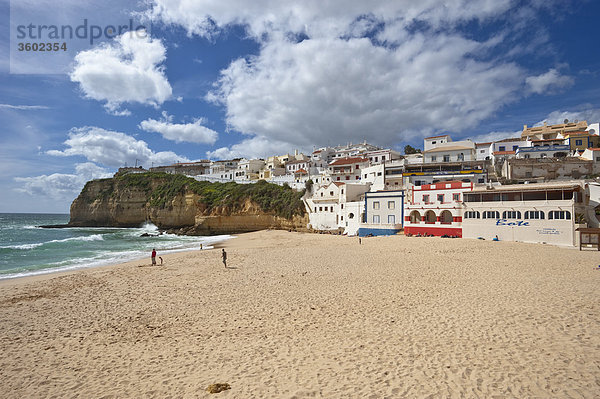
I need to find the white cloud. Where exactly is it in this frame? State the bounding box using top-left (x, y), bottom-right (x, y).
top-left (535, 108), bottom-right (600, 126)
top-left (70, 30), bottom-right (172, 114)
top-left (206, 136), bottom-right (298, 159)
top-left (148, 0), bottom-right (515, 39)
top-left (208, 35), bottom-right (522, 148)
top-left (525, 68), bottom-right (574, 94)
top-left (15, 163), bottom-right (112, 201)
top-left (470, 130), bottom-right (522, 144)
top-left (139, 112), bottom-right (219, 144)
top-left (0, 104), bottom-right (50, 110)
top-left (47, 126), bottom-right (190, 168)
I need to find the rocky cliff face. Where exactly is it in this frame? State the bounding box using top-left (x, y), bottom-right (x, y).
top-left (68, 174), bottom-right (308, 234)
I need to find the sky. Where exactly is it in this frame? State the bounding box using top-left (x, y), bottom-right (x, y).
top-left (1, 0), bottom-right (600, 213)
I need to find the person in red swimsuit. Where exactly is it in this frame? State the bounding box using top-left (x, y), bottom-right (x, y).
top-left (151, 248), bottom-right (157, 265)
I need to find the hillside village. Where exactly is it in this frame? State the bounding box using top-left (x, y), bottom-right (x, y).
top-left (117, 119), bottom-right (600, 248)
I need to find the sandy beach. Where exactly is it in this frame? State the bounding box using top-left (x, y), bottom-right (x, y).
top-left (0, 230), bottom-right (599, 398)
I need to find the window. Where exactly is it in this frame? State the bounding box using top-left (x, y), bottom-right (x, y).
top-left (388, 201), bottom-right (395, 210)
top-left (540, 153), bottom-right (547, 158)
top-left (388, 215), bottom-right (395, 224)
top-left (443, 155), bottom-right (450, 162)
top-left (465, 211), bottom-right (480, 219)
top-left (432, 141), bottom-right (437, 145)
top-left (458, 153), bottom-right (464, 161)
top-left (483, 211), bottom-right (500, 219)
top-left (576, 140), bottom-right (583, 146)
top-left (480, 149), bottom-right (485, 153)
top-left (330, 191), bottom-right (334, 196)
top-left (377, 172), bottom-right (382, 176)
top-left (331, 207), bottom-right (334, 212)
top-left (513, 145), bottom-right (519, 151)
top-left (324, 207), bottom-right (328, 211)
top-left (423, 194), bottom-right (430, 203)
top-left (431, 155), bottom-right (437, 162)
top-left (355, 165), bottom-right (360, 169)
top-left (502, 210), bottom-right (522, 219)
top-left (373, 215), bottom-right (380, 223)
top-left (524, 154), bottom-right (530, 159)
top-left (499, 146), bottom-right (505, 151)
top-left (596, 157), bottom-right (600, 162)
top-left (319, 207), bottom-right (323, 211)
top-left (341, 204), bottom-right (344, 209)
top-left (453, 193), bottom-right (460, 202)
top-left (374, 157), bottom-right (378, 162)
top-left (549, 210), bottom-right (571, 220)
top-left (348, 213), bottom-right (354, 219)
top-left (525, 210), bottom-right (545, 219)
top-left (437, 194), bottom-right (444, 203)
top-left (373, 201), bottom-right (380, 210)
top-left (341, 189), bottom-right (344, 194)
top-left (346, 176), bottom-right (350, 180)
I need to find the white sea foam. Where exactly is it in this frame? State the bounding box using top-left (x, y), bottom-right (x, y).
top-left (1, 234), bottom-right (104, 250)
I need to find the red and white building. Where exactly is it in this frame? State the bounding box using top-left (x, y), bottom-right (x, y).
top-left (404, 181), bottom-right (474, 237)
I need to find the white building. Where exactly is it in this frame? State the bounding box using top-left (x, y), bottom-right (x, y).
top-left (358, 190), bottom-right (405, 236)
top-left (462, 182), bottom-right (585, 246)
top-left (329, 157), bottom-right (370, 182)
top-left (234, 159), bottom-right (265, 181)
top-left (422, 140), bottom-right (476, 163)
top-left (424, 135), bottom-right (451, 152)
top-left (476, 142), bottom-right (492, 161)
top-left (306, 182), bottom-right (370, 231)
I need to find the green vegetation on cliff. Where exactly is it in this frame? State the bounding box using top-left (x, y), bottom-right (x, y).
top-left (107, 172), bottom-right (305, 219)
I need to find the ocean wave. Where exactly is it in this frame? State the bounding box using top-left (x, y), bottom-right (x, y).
top-left (0, 234), bottom-right (104, 250)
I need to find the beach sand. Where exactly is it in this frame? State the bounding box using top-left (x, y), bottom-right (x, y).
top-left (0, 230), bottom-right (599, 398)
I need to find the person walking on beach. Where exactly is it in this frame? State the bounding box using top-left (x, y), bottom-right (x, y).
top-left (151, 248), bottom-right (157, 266)
top-left (222, 248), bottom-right (227, 268)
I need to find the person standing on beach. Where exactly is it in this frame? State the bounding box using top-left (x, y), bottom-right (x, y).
top-left (222, 249), bottom-right (227, 268)
top-left (151, 248), bottom-right (157, 266)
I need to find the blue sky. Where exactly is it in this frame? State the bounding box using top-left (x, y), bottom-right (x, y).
top-left (1, 0), bottom-right (599, 213)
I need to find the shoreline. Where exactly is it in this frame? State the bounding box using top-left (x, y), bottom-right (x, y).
top-left (0, 234), bottom-right (237, 287)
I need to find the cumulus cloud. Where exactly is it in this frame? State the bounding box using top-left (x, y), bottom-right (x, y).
top-left (535, 108), bottom-right (600, 126)
top-left (70, 30), bottom-right (172, 114)
top-left (206, 136), bottom-right (299, 160)
top-left (15, 163), bottom-right (112, 201)
top-left (139, 112), bottom-right (219, 144)
top-left (148, 0), bottom-right (515, 39)
top-left (47, 126), bottom-right (189, 168)
top-left (208, 35), bottom-right (522, 148)
top-left (470, 130), bottom-right (522, 144)
top-left (525, 68), bottom-right (574, 94)
top-left (148, 1), bottom-right (570, 156)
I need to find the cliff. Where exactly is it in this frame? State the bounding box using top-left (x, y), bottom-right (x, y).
top-left (68, 173), bottom-right (309, 234)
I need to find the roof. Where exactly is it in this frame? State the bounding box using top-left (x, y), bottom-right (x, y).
top-left (562, 131), bottom-right (589, 136)
top-left (423, 145), bottom-right (474, 153)
top-left (470, 181), bottom-right (583, 193)
top-left (312, 150), bottom-right (322, 154)
top-left (531, 138), bottom-right (564, 142)
top-left (294, 168), bottom-right (308, 174)
top-left (494, 137), bottom-right (523, 143)
top-left (476, 142), bottom-right (492, 146)
top-left (286, 159), bottom-right (307, 164)
top-left (329, 157), bottom-right (368, 166)
top-left (424, 134), bottom-right (450, 140)
top-left (493, 150), bottom-right (516, 155)
top-left (587, 148), bottom-right (600, 151)
top-left (332, 182), bottom-right (345, 187)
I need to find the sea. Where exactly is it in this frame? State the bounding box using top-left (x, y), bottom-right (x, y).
top-left (0, 213), bottom-right (233, 280)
